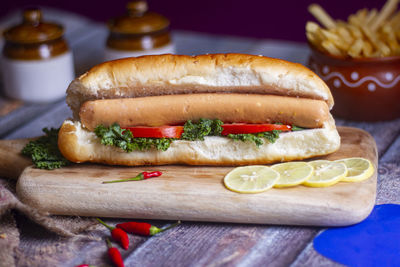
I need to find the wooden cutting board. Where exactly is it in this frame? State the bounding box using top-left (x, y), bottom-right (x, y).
top-left (2, 127), bottom-right (377, 226)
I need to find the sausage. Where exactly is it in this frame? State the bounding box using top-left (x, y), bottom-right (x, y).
top-left (79, 93), bottom-right (330, 131)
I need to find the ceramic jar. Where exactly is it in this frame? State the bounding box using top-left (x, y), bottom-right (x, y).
top-left (1, 8), bottom-right (74, 102)
top-left (104, 0), bottom-right (175, 61)
top-left (308, 44), bottom-right (400, 121)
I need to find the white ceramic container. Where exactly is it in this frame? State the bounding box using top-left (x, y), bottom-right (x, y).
top-left (2, 8), bottom-right (74, 103)
top-left (1, 52), bottom-right (74, 102)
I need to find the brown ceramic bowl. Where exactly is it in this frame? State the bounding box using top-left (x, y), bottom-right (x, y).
top-left (308, 44), bottom-right (400, 121)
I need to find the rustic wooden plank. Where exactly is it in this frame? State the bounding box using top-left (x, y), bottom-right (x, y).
top-left (376, 162), bottom-right (400, 205)
top-left (291, 241), bottom-right (343, 267)
top-left (0, 139), bottom-right (31, 179)
top-left (15, 127), bottom-right (376, 227)
top-left (335, 117), bottom-right (400, 157)
top-left (123, 222), bottom-right (318, 267)
top-left (290, 125), bottom-right (400, 266)
top-left (0, 98), bottom-right (23, 116)
top-left (0, 11), bottom-right (104, 138)
top-left (234, 226), bottom-right (318, 267)
top-left (1, 9), bottom-right (396, 267)
top-left (0, 100), bottom-right (65, 138)
top-left (14, 215), bottom-right (150, 267)
top-left (0, 23), bottom-right (106, 139)
top-left (0, 24), bottom-right (105, 138)
top-left (15, 216), bottom-right (180, 266)
top-left (4, 102), bottom-right (71, 140)
top-left (380, 130), bottom-right (400, 163)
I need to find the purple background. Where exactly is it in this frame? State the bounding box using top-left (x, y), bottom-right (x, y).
top-left (2, 0), bottom-right (386, 42)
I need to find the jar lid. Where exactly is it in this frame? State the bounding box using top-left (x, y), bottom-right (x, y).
top-left (108, 1), bottom-right (170, 35)
top-left (3, 8), bottom-right (64, 44)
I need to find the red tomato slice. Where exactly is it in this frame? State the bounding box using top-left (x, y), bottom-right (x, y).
top-left (221, 124), bottom-right (291, 135)
top-left (124, 123), bottom-right (291, 138)
top-left (124, 126), bottom-right (184, 138)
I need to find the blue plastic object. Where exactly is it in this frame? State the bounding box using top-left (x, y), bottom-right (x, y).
top-left (314, 204), bottom-right (400, 267)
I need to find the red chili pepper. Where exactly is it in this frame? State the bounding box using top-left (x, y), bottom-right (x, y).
top-left (97, 218), bottom-right (129, 250)
top-left (142, 171), bottom-right (162, 179)
top-left (117, 220), bottom-right (181, 236)
top-left (75, 265), bottom-right (95, 267)
top-left (106, 238), bottom-right (125, 267)
top-left (102, 171), bottom-right (163, 184)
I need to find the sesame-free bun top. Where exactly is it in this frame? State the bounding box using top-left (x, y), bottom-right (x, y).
top-left (66, 54), bottom-right (333, 118)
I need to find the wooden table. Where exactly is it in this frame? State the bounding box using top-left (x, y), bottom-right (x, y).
top-left (1, 8), bottom-right (400, 267)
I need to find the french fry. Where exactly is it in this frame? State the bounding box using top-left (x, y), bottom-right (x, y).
top-left (370, 0), bottom-right (399, 31)
top-left (389, 11), bottom-right (400, 30)
top-left (348, 38), bottom-right (364, 58)
top-left (349, 15), bottom-right (362, 27)
top-left (346, 24), bottom-right (364, 39)
top-left (306, 21), bottom-right (321, 33)
top-left (308, 4), bottom-right (337, 29)
top-left (306, 22), bottom-right (325, 43)
top-left (306, 1), bottom-right (400, 58)
top-left (381, 23), bottom-right (399, 50)
top-left (336, 26), bottom-right (354, 45)
top-left (355, 8), bottom-right (369, 24)
top-left (366, 9), bottom-right (378, 25)
top-left (321, 40), bottom-right (344, 57)
top-left (320, 29), bottom-right (351, 51)
top-left (362, 40), bottom-right (374, 57)
top-left (320, 29), bottom-right (339, 40)
top-left (362, 25), bottom-right (392, 55)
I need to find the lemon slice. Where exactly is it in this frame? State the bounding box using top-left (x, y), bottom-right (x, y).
top-left (271, 162), bottom-right (314, 188)
top-left (335, 157), bottom-right (374, 182)
top-left (303, 160), bottom-right (347, 187)
top-left (224, 166), bottom-right (280, 193)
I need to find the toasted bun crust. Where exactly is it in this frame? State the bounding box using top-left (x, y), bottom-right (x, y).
top-left (67, 54), bottom-right (333, 118)
top-left (58, 119), bottom-right (340, 166)
top-left (80, 94), bottom-right (331, 131)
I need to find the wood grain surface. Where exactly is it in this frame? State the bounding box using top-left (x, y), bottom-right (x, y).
top-left (0, 139), bottom-right (31, 179)
top-left (2, 11), bottom-right (399, 266)
top-left (14, 127), bottom-right (377, 227)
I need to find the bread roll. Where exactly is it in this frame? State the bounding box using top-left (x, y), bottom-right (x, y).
top-left (66, 54), bottom-right (333, 119)
top-left (59, 53), bottom-right (340, 166)
top-left (58, 119), bottom-right (340, 166)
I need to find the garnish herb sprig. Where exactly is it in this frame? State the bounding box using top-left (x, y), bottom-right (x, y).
top-left (22, 128), bottom-right (70, 170)
top-left (95, 119), bottom-right (294, 152)
top-left (95, 124), bottom-right (173, 152)
top-left (181, 118), bottom-right (223, 141)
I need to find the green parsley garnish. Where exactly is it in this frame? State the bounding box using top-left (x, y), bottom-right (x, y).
top-left (94, 123), bottom-right (173, 152)
top-left (94, 120), bottom-right (302, 152)
top-left (181, 118), bottom-right (223, 141)
top-left (22, 128), bottom-right (70, 170)
top-left (291, 125), bottom-right (306, 131)
top-left (227, 130), bottom-right (281, 147)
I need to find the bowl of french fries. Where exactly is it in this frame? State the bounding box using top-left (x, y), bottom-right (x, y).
top-left (306, 0), bottom-right (400, 121)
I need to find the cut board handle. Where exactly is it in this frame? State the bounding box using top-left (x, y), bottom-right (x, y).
top-left (0, 139), bottom-right (32, 180)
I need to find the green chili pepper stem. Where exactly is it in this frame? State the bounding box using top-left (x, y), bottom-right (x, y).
top-left (102, 173), bottom-right (144, 184)
top-left (149, 220), bottom-right (181, 236)
top-left (97, 218), bottom-right (115, 231)
top-left (106, 238), bottom-right (113, 248)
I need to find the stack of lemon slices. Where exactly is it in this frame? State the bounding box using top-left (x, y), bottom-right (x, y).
top-left (224, 158), bottom-right (374, 194)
